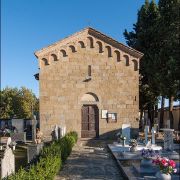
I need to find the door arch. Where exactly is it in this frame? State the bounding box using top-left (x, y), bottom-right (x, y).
top-left (81, 105), bottom-right (99, 138)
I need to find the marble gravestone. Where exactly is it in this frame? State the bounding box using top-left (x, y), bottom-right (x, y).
top-left (0, 137), bottom-right (15, 179)
top-left (27, 143), bottom-right (44, 163)
top-left (144, 125), bottom-right (149, 144)
top-left (122, 124), bottom-right (131, 144)
top-left (161, 128), bottom-right (174, 151)
top-left (151, 127), bottom-right (156, 145)
top-left (54, 125), bottom-right (59, 140)
top-left (160, 128), bottom-right (180, 160)
top-left (32, 116), bottom-right (37, 143)
top-left (11, 119), bottom-right (24, 133)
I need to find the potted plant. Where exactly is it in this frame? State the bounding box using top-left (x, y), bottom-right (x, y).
top-left (129, 139), bottom-right (138, 152)
top-left (141, 149), bottom-right (156, 166)
top-left (153, 157), bottom-right (177, 180)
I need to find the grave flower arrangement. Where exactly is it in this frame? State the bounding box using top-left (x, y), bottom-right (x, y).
top-left (129, 139), bottom-right (138, 152)
top-left (129, 139), bottom-right (137, 146)
top-left (141, 148), bottom-right (156, 159)
top-left (152, 157), bottom-right (177, 175)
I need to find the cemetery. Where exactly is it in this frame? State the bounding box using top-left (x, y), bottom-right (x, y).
top-left (0, 115), bottom-right (179, 179)
top-left (108, 123), bottom-right (180, 180)
top-left (1, 0), bottom-right (180, 179)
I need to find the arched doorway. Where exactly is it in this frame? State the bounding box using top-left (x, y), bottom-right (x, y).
top-left (81, 93), bottom-right (99, 138)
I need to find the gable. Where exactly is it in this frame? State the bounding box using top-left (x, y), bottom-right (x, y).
top-left (34, 27), bottom-right (143, 71)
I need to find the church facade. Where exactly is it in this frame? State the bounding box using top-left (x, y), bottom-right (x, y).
top-left (35, 27), bottom-right (143, 140)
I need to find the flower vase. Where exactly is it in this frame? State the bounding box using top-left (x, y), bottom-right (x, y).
top-left (155, 171), bottom-right (171, 180)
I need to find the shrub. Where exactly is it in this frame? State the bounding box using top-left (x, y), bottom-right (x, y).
top-left (5, 131), bottom-right (78, 180)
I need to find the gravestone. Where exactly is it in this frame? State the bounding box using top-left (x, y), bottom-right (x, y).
top-left (32, 116), bottom-right (37, 143)
top-left (144, 126), bottom-right (149, 144)
top-left (0, 138), bottom-right (15, 179)
top-left (60, 126), bottom-right (66, 137)
top-left (11, 132), bottom-right (26, 143)
top-left (151, 127), bottom-right (156, 145)
top-left (27, 143), bottom-right (44, 163)
top-left (122, 124), bottom-right (131, 144)
top-left (11, 119), bottom-right (24, 133)
top-left (54, 125), bottom-right (59, 140)
top-left (161, 128), bottom-right (174, 151)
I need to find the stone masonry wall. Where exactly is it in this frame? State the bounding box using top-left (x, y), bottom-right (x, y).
top-left (36, 29), bottom-right (141, 140)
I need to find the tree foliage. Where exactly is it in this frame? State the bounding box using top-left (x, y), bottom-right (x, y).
top-left (124, 0), bottom-right (180, 128)
top-left (0, 87), bottom-right (39, 119)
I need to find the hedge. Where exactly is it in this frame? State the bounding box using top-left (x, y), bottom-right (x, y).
top-left (5, 131), bottom-right (78, 180)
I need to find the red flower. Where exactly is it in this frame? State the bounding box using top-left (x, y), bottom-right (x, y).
top-left (161, 159), bottom-right (168, 166)
top-left (169, 160), bottom-right (176, 168)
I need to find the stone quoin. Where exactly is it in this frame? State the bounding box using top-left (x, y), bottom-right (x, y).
top-left (34, 27), bottom-right (143, 140)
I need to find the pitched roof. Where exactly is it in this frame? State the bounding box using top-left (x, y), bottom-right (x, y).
top-left (35, 27), bottom-right (143, 59)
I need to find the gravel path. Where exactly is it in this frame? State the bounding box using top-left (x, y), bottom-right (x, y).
top-left (55, 140), bottom-right (124, 180)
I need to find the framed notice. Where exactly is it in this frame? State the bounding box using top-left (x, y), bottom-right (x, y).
top-left (107, 113), bottom-right (117, 123)
top-left (101, 110), bottom-right (108, 119)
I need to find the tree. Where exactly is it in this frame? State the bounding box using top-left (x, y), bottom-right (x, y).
top-left (157, 0), bottom-right (180, 128)
top-left (124, 0), bottom-right (160, 128)
top-left (0, 87), bottom-right (39, 119)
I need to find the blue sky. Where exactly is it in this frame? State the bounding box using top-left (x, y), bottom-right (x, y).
top-left (1, 0), bottom-right (149, 97)
top-left (4, 0), bottom-right (177, 108)
top-left (3, 0), bottom-right (178, 107)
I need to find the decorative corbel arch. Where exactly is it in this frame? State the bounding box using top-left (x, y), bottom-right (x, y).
top-left (41, 58), bottom-right (49, 65)
top-left (105, 46), bottom-right (112, 57)
top-left (50, 54), bottom-right (58, 61)
top-left (69, 45), bottom-right (76, 53)
top-left (78, 41), bottom-right (85, 48)
top-left (87, 36), bottom-right (94, 48)
top-left (96, 41), bottom-right (103, 53)
top-left (114, 50), bottom-right (121, 62)
top-left (60, 49), bottom-right (68, 57)
top-left (132, 59), bottom-right (139, 71)
top-left (123, 54), bottom-right (130, 66)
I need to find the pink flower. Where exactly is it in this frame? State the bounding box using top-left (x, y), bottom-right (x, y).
top-left (161, 159), bottom-right (168, 166)
top-left (169, 160), bottom-right (176, 168)
top-left (173, 169), bottom-right (177, 173)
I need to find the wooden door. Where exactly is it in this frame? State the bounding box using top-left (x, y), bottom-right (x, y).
top-left (81, 105), bottom-right (99, 138)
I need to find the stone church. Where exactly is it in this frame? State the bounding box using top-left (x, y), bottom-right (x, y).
top-left (34, 27), bottom-right (143, 140)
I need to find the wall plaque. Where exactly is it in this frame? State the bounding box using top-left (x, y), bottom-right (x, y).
top-left (101, 110), bottom-right (108, 119)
